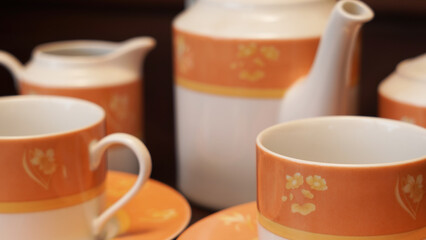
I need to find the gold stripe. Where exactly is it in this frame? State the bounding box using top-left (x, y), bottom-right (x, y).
top-left (0, 184), bottom-right (105, 213)
top-left (176, 77), bottom-right (286, 98)
top-left (258, 213), bottom-right (426, 240)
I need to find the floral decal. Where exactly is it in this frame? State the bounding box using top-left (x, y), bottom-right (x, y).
top-left (143, 208), bottom-right (178, 221)
top-left (220, 212), bottom-right (257, 239)
top-left (109, 94), bottom-right (129, 120)
top-left (291, 203), bottom-right (316, 216)
top-left (23, 148), bottom-right (66, 190)
top-left (175, 35), bottom-right (194, 73)
top-left (396, 174), bottom-right (424, 219)
top-left (401, 116), bottom-right (416, 125)
top-left (230, 43), bottom-right (280, 82)
top-left (306, 175), bottom-right (328, 191)
top-left (286, 173), bottom-right (304, 190)
top-left (301, 189), bottom-right (314, 199)
top-left (260, 46), bottom-right (279, 60)
top-left (281, 172), bottom-right (328, 216)
top-left (30, 148), bottom-right (56, 175)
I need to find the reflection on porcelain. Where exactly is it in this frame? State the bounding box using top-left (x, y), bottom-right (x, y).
top-left (0, 37), bottom-right (156, 173)
top-left (173, 0), bottom-right (372, 209)
top-left (379, 53), bottom-right (426, 127)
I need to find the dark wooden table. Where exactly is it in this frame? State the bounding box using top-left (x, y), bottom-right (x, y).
top-left (0, 0), bottom-right (425, 238)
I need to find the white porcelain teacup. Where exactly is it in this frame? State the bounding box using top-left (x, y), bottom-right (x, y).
top-left (256, 116), bottom-right (426, 239)
top-left (0, 95), bottom-right (152, 240)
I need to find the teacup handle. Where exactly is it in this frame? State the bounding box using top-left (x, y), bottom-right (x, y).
top-left (89, 133), bottom-right (152, 236)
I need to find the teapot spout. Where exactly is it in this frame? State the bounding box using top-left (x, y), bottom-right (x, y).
top-left (280, 0), bottom-right (373, 122)
top-left (108, 36), bottom-right (156, 71)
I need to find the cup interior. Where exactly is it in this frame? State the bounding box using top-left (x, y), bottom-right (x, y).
top-left (0, 96), bottom-right (104, 137)
top-left (258, 117), bottom-right (426, 165)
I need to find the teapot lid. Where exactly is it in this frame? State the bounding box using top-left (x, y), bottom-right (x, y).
top-left (396, 53), bottom-right (426, 82)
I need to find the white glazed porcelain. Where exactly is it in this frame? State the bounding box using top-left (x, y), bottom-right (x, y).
top-left (0, 38), bottom-right (154, 88)
top-left (0, 37), bottom-right (155, 174)
top-left (258, 223), bottom-right (287, 240)
top-left (173, 0), bottom-right (373, 209)
top-left (0, 196), bottom-right (105, 240)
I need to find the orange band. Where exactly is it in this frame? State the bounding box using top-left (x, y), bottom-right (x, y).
top-left (173, 29), bottom-right (319, 99)
top-left (258, 213), bottom-right (426, 240)
top-left (379, 94), bottom-right (426, 128)
top-left (0, 183), bottom-right (105, 213)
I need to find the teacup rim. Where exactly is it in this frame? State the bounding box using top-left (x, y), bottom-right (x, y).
top-left (256, 116), bottom-right (426, 168)
top-left (0, 95), bottom-right (105, 140)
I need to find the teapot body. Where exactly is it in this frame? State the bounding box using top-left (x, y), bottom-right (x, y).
top-left (173, 0), bottom-right (362, 209)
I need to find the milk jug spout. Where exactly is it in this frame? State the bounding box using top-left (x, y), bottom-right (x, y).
top-left (107, 36), bottom-right (156, 71)
top-left (279, 0), bottom-right (374, 122)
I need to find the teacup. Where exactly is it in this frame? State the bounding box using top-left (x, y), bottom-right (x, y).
top-left (0, 95), bottom-right (152, 240)
top-left (256, 116), bottom-right (426, 239)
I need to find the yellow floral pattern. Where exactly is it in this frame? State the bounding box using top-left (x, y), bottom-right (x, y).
top-left (109, 94), bottom-right (129, 120)
top-left (220, 212), bottom-right (257, 238)
top-left (306, 175), bottom-right (328, 191)
top-left (260, 46), bottom-right (280, 60)
top-left (301, 189), bottom-right (314, 199)
top-left (143, 208), bottom-right (178, 221)
top-left (237, 43), bottom-right (257, 58)
top-left (403, 175), bottom-right (424, 203)
top-left (401, 116), bottom-right (416, 125)
top-left (176, 35), bottom-right (194, 73)
top-left (22, 148), bottom-right (66, 190)
top-left (291, 203), bottom-right (316, 216)
top-left (286, 173), bottom-right (304, 190)
top-left (29, 148), bottom-right (56, 175)
top-left (396, 174), bottom-right (424, 220)
top-left (281, 172), bottom-right (328, 216)
top-left (230, 43), bottom-right (280, 82)
top-left (239, 70), bottom-right (264, 82)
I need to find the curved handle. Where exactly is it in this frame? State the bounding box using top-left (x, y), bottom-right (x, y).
top-left (0, 51), bottom-right (24, 80)
top-left (89, 133), bottom-right (152, 236)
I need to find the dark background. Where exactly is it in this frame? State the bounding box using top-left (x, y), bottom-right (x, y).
top-left (0, 0), bottom-right (425, 230)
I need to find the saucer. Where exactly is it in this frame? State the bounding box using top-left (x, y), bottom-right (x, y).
top-left (178, 202), bottom-right (257, 240)
top-left (105, 171), bottom-right (191, 240)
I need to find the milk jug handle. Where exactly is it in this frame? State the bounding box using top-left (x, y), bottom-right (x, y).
top-left (0, 51), bottom-right (23, 82)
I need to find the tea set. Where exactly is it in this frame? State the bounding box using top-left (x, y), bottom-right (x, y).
top-left (0, 0), bottom-right (425, 239)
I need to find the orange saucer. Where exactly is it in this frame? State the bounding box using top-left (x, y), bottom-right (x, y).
top-left (105, 171), bottom-right (191, 240)
top-left (178, 202), bottom-right (257, 240)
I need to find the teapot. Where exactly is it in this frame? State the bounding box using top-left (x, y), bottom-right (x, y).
top-left (0, 37), bottom-right (156, 173)
top-left (379, 53), bottom-right (426, 127)
top-left (173, 0), bottom-right (373, 209)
